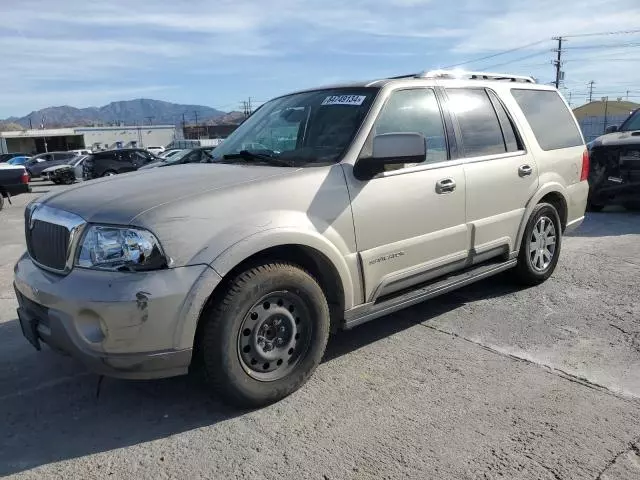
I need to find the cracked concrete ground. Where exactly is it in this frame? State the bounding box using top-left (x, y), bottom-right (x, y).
top-left (1, 181), bottom-right (640, 479)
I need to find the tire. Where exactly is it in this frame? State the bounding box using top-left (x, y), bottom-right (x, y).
top-left (513, 203), bottom-right (562, 286)
top-left (198, 262), bottom-right (330, 408)
top-left (0, 194), bottom-right (4, 211)
top-left (102, 170), bottom-right (117, 177)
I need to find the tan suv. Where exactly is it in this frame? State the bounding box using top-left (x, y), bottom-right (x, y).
top-left (14, 70), bottom-right (589, 407)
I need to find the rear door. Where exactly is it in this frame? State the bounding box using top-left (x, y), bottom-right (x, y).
top-left (445, 87), bottom-right (539, 260)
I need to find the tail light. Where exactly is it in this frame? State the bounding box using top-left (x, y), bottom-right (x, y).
top-left (21, 170), bottom-right (29, 184)
top-left (580, 148), bottom-right (589, 182)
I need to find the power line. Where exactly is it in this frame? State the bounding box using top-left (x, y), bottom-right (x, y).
top-left (563, 42), bottom-right (640, 50)
top-left (480, 50), bottom-right (550, 70)
top-left (442, 39), bottom-right (549, 68)
top-left (562, 29), bottom-right (640, 38)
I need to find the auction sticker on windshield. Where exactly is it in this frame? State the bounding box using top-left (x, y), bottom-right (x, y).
top-left (321, 95), bottom-right (367, 106)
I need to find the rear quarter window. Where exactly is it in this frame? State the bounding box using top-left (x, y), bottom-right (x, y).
top-left (511, 89), bottom-right (583, 151)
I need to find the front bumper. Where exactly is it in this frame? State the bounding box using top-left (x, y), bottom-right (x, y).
top-left (13, 253), bottom-right (220, 379)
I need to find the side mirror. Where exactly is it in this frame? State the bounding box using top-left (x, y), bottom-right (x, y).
top-left (353, 133), bottom-right (427, 180)
top-left (605, 125), bottom-right (619, 134)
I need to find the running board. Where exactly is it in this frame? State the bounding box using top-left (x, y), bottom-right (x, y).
top-left (343, 259), bottom-right (517, 329)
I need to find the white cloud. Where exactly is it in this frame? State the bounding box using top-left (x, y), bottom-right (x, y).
top-left (1, 0), bottom-right (639, 115)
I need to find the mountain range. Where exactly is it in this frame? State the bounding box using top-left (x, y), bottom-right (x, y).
top-left (0, 99), bottom-right (242, 129)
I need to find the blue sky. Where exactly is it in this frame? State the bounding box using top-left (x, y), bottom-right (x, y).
top-left (1, 0), bottom-right (639, 117)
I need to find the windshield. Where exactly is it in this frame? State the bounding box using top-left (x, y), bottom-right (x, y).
top-left (620, 110), bottom-right (640, 132)
top-left (211, 88), bottom-right (378, 166)
top-left (8, 157), bottom-right (27, 165)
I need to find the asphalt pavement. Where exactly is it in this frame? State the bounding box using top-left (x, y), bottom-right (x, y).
top-left (1, 180), bottom-right (639, 479)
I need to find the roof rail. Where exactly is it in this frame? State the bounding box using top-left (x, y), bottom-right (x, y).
top-left (417, 69), bottom-right (536, 83)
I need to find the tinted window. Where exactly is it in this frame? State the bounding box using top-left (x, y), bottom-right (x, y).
top-left (487, 90), bottom-right (521, 152)
top-left (447, 88), bottom-right (506, 157)
top-left (511, 89), bottom-right (583, 150)
top-left (620, 110), bottom-right (640, 132)
top-left (371, 88), bottom-right (447, 165)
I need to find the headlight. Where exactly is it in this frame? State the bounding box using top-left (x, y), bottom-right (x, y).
top-left (76, 225), bottom-right (169, 271)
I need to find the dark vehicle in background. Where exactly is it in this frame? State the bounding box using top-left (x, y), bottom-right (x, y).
top-left (0, 164), bottom-right (30, 210)
top-left (25, 151), bottom-right (78, 178)
top-left (83, 148), bottom-right (157, 179)
top-left (588, 109), bottom-right (640, 211)
top-left (42, 156), bottom-right (87, 185)
top-left (138, 147), bottom-right (215, 170)
top-left (0, 152), bottom-right (28, 162)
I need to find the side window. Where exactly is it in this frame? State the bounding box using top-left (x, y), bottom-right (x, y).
top-left (371, 88), bottom-right (447, 167)
top-left (511, 89), bottom-right (583, 150)
top-left (487, 90), bottom-right (521, 152)
top-left (446, 88), bottom-right (506, 158)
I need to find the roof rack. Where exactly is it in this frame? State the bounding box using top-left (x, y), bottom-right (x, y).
top-left (417, 69), bottom-right (536, 83)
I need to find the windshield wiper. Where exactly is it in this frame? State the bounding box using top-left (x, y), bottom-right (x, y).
top-left (222, 150), bottom-right (293, 167)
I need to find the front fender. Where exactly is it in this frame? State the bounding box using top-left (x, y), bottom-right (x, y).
top-left (210, 225), bottom-right (357, 310)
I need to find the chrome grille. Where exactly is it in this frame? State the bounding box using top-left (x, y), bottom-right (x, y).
top-left (25, 205), bottom-right (86, 273)
top-left (28, 221), bottom-right (70, 270)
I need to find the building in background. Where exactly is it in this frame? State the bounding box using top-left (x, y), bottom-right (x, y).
top-left (573, 100), bottom-right (639, 142)
top-left (0, 125), bottom-right (177, 154)
top-left (183, 124), bottom-right (239, 141)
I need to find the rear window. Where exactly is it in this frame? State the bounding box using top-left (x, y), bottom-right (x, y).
top-left (511, 89), bottom-right (583, 151)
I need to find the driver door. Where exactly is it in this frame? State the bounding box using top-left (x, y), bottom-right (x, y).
top-left (346, 88), bottom-right (468, 301)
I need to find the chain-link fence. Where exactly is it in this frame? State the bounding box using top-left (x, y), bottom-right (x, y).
top-left (578, 114), bottom-right (629, 142)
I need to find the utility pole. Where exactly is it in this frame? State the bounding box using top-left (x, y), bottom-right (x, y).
top-left (248, 97), bottom-right (252, 115)
top-left (193, 110), bottom-right (199, 126)
top-left (588, 81), bottom-right (595, 103)
top-left (553, 36), bottom-right (563, 89)
top-left (145, 116), bottom-right (154, 125)
top-left (603, 96), bottom-right (609, 134)
top-left (627, 90), bottom-right (630, 101)
top-left (28, 117), bottom-right (33, 129)
top-left (568, 91), bottom-right (572, 106)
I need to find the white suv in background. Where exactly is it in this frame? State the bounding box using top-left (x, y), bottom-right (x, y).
top-left (146, 146), bottom-right (165, 155)
top-left (14, 70), bottom-right (588, 408)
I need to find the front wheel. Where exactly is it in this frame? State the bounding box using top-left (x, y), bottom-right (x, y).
top-left (198, 262), bottom-right (330, 408)
top-left (513, 203), bottom-right (562, 286)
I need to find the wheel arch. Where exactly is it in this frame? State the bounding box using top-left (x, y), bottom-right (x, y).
top-left (178, 231), bottom-right (355, 352)
top-left (515, 183), bottom-right (569, 252)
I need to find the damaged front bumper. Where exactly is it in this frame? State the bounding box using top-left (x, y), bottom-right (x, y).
top-left (13, 253), bottom-right (218, 379)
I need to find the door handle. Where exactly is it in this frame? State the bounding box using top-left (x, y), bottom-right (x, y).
top-left (436, 178), bottom-right (456, 194)
top-left (518, 164), bottom-right (533, 177)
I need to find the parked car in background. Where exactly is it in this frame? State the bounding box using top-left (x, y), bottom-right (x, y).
top-left (587, 108), bottom-right (640, 211)
top-left (13, 70), bottom-right (588, 408)
top-left (0, 152), bottom-right (28, 162)
top-left (0, 163), bottom-right (30, 210)
top-left (138, 147), bottom-right (215, 169)
top-left (25, 151), bottom-right (78, 178)
top-left (69, 149), bottom-right (92, 156)
top-left (83, 148), bottom-right (157, 179)
top-left (7, 156), bottom-right (31, 166)
top-left (158, 149), bottom-right (184, 159)
top-left (146, 146), bottom-right (165, 155)
top-left (42, 156), bottom-right (88, 185)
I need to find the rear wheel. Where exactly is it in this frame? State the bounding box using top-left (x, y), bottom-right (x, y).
top-left (514, 203), bottom-right (562, 286)
top-left (198, 262), bottom-right (330, 408)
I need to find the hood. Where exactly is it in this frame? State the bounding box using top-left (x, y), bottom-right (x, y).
top-left (42, 164), bottom-right (71, 173)
top-left (138, 160), bottom-right (165, 170)
top-left (39, 163), bottom-right (295, 224)
top-left (592, 130), bottom-right (640, 148)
